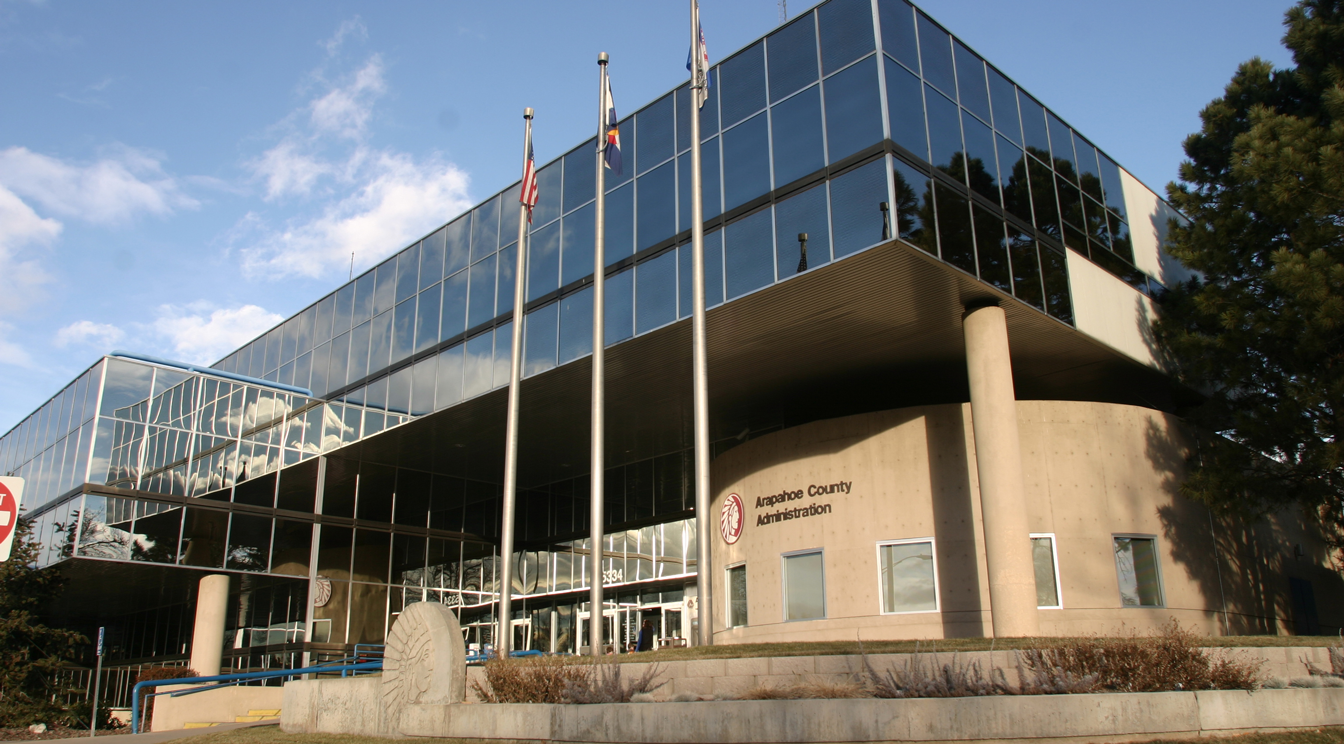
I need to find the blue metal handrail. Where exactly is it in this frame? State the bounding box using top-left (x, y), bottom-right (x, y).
top-left (131, 661), bottom-right (380, 734)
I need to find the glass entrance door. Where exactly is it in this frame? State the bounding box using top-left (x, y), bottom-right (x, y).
top-left (510, 619), bottom-right (531, 653)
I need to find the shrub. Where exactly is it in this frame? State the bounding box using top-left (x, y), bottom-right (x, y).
top-left (563, 662), bottom-right (666, 704)
top-left (471, 656), bottom-right (666, 704)
top-left (738, 680), bottom-right (866, 700)
top-left (864, 651), bottom-right (1012, 698)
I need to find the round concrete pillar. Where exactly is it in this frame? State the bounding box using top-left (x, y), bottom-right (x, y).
top-left (963, 304), bottom-right (1040, 638)
top-left (189, 574), bottom-right (230, 676)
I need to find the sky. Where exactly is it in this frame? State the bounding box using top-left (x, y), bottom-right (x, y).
top-left (0, 0), bottom-right (1296, 432)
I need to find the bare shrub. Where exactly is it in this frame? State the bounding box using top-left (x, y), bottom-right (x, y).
top-left (737, 680), bottom-right (867, 700)
top-left (471, 656), bottom-right (591, 704)
top-left (864, 651), bottom-right (1012, 698)
top-left (563, 662), bottom-right (666, 703)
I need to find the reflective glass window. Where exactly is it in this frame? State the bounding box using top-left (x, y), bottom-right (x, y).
top-left (886, 59), bottom-right (928, 161)
top-left (830, 158), bottom-right (889, 257)
top-left (563, 139), bottom-right (597, 214)
top-left (496, 243), bottom-right (517, 317)
top-left (264, 328), bottom-right (282, 374)
top-left (369, 310), bottom-right (393, 374)
top-left (421, 226), bottom-right (447, 290)
top-left (293, 350), bottom-right (313, 391)
top-left (768, 14), bottom-right (819, 103)
top-left (1018, 92), bottom-right (1050, 157)
top-left (916, 13), bottom-right (954, 95)
top-left (1057, 174), bottom-right (1085, 236)
top-left (415, 284), bottom-right (441, 353)
top-left (987, 67), bottom-right (1021, 145)
top-left (391, 298), bottom-right (416, 364)
top-left (467, 256), bottom-right (497, 329)
top-left (396, 243), bottom-right (420, 304)
top-left (524, 302), bottom-right (559, 377)
top-left (562, 202), bottom-right (595, 287)
top-left (606, 115), bottom-right (635, 188)
top-left (604, 182), bottom-right (635, 264)
top-left (435, 343), bottom-right (464, 409)
top-left (1047, 113), bottom-right (1077, 178)
top-left (775, 183), bottom-right (830, 278)
top-left (678, 137), bottom-right (722, 230)
top-left (953, 42), bottom-right (989, 123)
top-left (973, 205), bottom-right (1011, 292)
top-left (527, 222), bottom-right (561, 302)
top-left (1039, 245), bottom-right (1073, 324)
top-left (636, 249), bottom-right (678, 333)
top-left (638, 94), bottom-right (674, 172)
top-left (373, 259), bottom-right (397, 317)
top-left (605, 269), bottom-right (634, 346)
top-left (365, 376), bottom-right (389, 412)
top-left (925, 86), bottom-right (962, 175)
top-left (783, 550), bottom-right (825, 620)
top-left (637, 160), bottom-right (676, 251)
top-left (727, 563), bottom-right (748, 627)
top-left (720, 42), bottom-right (766, 128)
top-left (1098, 153), bottom-right (1127, 219)
top-left (879, 0), bottom-right (919, 72)
top-left (558, 286), bottom-right (593, 363)
top-left (824, 56), bottom-right (883, 163)
top-left (1109, 212), bottom-right (1133, 261)
top-left (772, 86), bottom-right (824, 187)
top-left (1032, 535), bottom-right (1061, 608)
top-left (893, 158), bottom-right (933, 251)
top-left (997, 135), bottom-right (1032, 224)
top-left (226, 513), bottom-right (272, 572)
top-left (678, 230), bottom-right (725, 317)
top-left (879, 540), bottom-right (936, 613)
top-left (441, 270), bottom-right (468, 340)
top-left (100, 360), bottom-right (154, 421)
top-left (676, 80), bottom-right (720, 149)
top-left (818, 0), bottom-right (874, 75)
top-left (328, 332), bottom-right (350, 391)
top-left (1074, 132), bottom-right (1103, 201)
top-left (723, 113), bottom-right (770, 211)
top-left (962, 112), bottom-right (999, 202)
top-left (471, 197), bottom-right (501, 261)
top-left (533, 162), bottom-right (562, 227)
top-left (313, 295), bottom-right (335, 345)
top-left (1028, 157), bottom-right (1059, 239)
top-left (725, 207), bottom-right (774, 300)
top-left (493, 321), bottom-right (513, 388)
top-left (348, 321), bottom-right (371, 383)
top-left (280, 318), bottom-right (299, 366)
top-left (444, 215), bottom-right (471, 276)
top-left (463, 331), bottom-right (493, 399)
top-left (353, 272), bottom-right (375, 326)
top-left (132, 500), bottom-right (180, 564)
top-left (1007, 227), bottom-right (1045, 309)
top-left (1114, 536), bottom-right (1163, 607)
top-left (935, 182), bottom-right (975, 274)
top-left (410, 353), bottom-right (436, 416)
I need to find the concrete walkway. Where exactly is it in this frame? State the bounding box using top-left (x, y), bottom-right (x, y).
top-left (1, 721), bottom-right (273, 744)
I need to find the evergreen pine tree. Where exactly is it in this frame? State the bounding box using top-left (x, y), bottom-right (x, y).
top-left (1157, 0), bottom-right (1344, 537)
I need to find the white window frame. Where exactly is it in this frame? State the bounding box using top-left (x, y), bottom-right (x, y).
top-left (781, 548), bottom-right (826, 622)
top-left (875, 537), bottom-right (940, 615)
top-left (1030, 532), bottom-right (1064, 610)
top-left (1112, 533), bottom-right (1166, 608)
top-left (725, 560), bottom-right (748, 628)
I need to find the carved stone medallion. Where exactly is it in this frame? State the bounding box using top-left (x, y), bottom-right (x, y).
top-left (382, 601), bottom-right (466, 728)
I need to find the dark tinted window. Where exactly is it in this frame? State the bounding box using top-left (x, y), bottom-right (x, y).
top-left (1073, 132), bottom-right (1103, 201)
top-left (953, 42), bottom-right (989, 123)
top-left (724, 207), bottom-right (775, 300)
top-left (636, 249), bottom-right (678, 333)
top-left (973, 205), bottom-right (1011, 292)
top-left (722, 113), bottom-right (771, 210)
top-left (678, 231), bottom-right (725, 316)
top-left (563, 140), bottom-right (597, 214)
top-left (771, 85), bottom-right (825, 186)
top-left (637, 160), bottom-right (676, 250)
top-left (824, 56), bottom-right (883, 163)
top-left (561, 202), bottom-right (595, 287)
top-left (774, 183), bottom-right (830, 277)
top-left (987, 68), bottom-right (1020, 145)
top-left (720, 42), bottom-right (766, 128)
top-left (818, 0), bottom-right (875, 75)
top-left (471, 196), bottom-right (500, 261)
top-left (893, 158), bottom-right (933, 251)
top-left (1027, 157), bottom-right (1058, 239)
top-left (607, 116), bottom-right (634, 188)
top-left (962, 112), bottom-right (998, 202)
top-left (1039, 245), bottom-right (1072, 323)
top-left (1047, 113), bottom-right (1077, 178)
top-left (879, 0), bottom-right (919, 72)
top-left (916, 13), bottom-right (955, 96)
top-left (925, 86), bottom-right (962, 175)
top-left (527, 222), bottom-right (561, 302)
top-left (638, 94), bottom-right (675, 172)
top-left (1098, 153), bottom-right (1127, 219)
top-left (886, 59), bottom-right (928, 161)
top-left (678, 137), bottom-right (722, 229)
top-left (1007, 227), bottom-right (1044, 310)
top-left (1018, 92), bottom-right (1050, 156)
top-left (676, 79), bottom-right (720, 149)
top-left (830, 158), bottom-right (889, 257)
top-left (997, 135), bottom-right (1032, 225)
top-left (935, 182), bottom-right (975, 274)
top-left (604, 182), bottom-right (635, 264)
top-left (768, 14), bottom-right (818, 103)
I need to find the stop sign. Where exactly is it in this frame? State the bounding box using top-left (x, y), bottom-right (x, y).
top-left (0, 477), bottom-right (25, 563)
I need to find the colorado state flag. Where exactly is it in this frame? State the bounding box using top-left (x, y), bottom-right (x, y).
top-left (602, 76), bottom-right (622, 175)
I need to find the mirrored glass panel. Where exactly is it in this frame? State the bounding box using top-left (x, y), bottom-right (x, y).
top-left (818, 0), bottom-right (874, 75)
top-left (823, 57), bottom-right (883, 163)
top-left (768, 14), bottom-right (818, 103)
top-left (721, 42), bottom-right (766, 129)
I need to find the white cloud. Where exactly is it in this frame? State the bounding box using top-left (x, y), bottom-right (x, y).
top-left (0, 184), bottom-right (59, 316)
top-left (253, 140), bottom-right (333, 201)
top-left (0, 145), bottom-right (197, 226)
top-left (323, 17), bottom-right (367, 56)
top-left (151, 304), bottom-right (284, 366)
top-left (53, 320), bottom-right (124, 349)
top-left (0, 322), bottom-right (35, 369)
top-left (309, 56), bottom-right (385, 139)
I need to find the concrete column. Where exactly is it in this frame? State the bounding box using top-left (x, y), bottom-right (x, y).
top-left (190, 574), bottom-right (230, 676)
top-left (963, 304), bottom-right (1040, 638)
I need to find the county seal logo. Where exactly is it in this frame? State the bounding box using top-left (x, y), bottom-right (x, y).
top-left (720, 492), bottom-right (744, 544)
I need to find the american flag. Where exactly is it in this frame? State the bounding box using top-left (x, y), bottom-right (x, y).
top-left (520, 142), bottom-right (539, 222)
top-left (687, 2), bottom-right (710, 109)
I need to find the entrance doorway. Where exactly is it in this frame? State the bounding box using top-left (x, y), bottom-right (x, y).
top-left (510, 618), bottom-right (531, 652)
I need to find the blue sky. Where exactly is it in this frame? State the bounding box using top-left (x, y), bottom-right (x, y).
top-left (0, 0), bottom-right (1294, 431)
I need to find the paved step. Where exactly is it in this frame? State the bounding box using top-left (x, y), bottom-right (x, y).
top-left (182, 723), bottom-right (220, 729)
top-left (246, 710), bottom-right (281, 716)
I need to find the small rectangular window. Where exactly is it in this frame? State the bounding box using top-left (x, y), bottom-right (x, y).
top-left (878, 539), bottom-right (937, 613)
top-left (727, 563), bottom-right (748, 628)
top-left (1030, 534), bottom-right (1062, 609)
top-left (1113, 535), bottom-right (1164, 607)
top-left (782, 549), bottom-right (825, 621)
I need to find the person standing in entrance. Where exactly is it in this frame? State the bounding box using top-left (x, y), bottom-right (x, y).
top-left (636, 619), bottom-right (654, 652)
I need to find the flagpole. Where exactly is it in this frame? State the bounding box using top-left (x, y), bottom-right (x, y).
top-left (688, 0), bottom-right (714, 647)
top-left (589, 52), bottom-right (609, 658)
top-left (498, 107), bottom-right (534, 659)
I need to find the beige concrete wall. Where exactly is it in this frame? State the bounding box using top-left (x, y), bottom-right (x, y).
top-left (710, 401), bottom-right (1342, 643)
top-left (1119, 167), bottom-right (1195, 288)
top-left (1066, 249), bottom-right (1164, 370)
top-left (150, 684), bottom-right (283, 732)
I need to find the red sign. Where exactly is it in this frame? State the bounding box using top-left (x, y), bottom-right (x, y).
top-left (0, 479), bottom-right (19, 561)
top-left (720, 492), bottom-right (744, 545)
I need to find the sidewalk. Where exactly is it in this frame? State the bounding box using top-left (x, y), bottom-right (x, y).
top-left (1, 722), bottom-right (273, 744)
